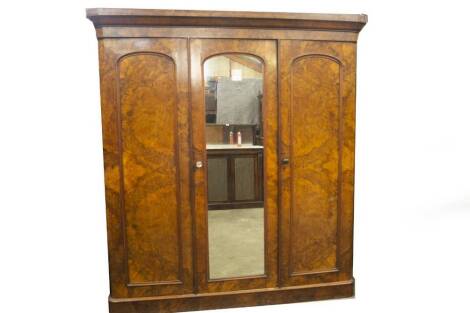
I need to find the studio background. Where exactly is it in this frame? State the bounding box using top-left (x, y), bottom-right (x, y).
top-left (0, 1), bottom-right (468, 312)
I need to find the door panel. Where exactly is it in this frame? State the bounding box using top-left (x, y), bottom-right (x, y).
top-left (120, 53), bottom-right (182, 285)
top-left (234, 156), bottom-right (256, 201)
top-left (279, 40), bottom-right (357, 286)
top-left (98, 38), bottom-right (193, 297)
top-left (207, 157), bottom-right (229, 202)
top-left (190, 39), bottom-right (278, 292)
top-left (290, 56), bottom-right (340, 275)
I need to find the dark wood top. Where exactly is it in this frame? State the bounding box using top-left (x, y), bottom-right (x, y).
top-left (86, 8), bottom-right (367, 32)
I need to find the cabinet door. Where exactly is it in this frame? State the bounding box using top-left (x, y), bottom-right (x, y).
top-left (279, 40), bottom-right (357, 286)
top-left (98, 38), bottom-right (193, 298)
top-left (207, 150), bottom-right (263, 209)
top-left (190, 39), bottom-right (278, 292)
top-left (207, 156), bottom-right (230, 203)
top-left (233, 153), bottom-right (263, 204)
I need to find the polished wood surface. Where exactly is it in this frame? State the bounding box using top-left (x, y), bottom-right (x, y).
top-left (94, 27), bottom-right (361, 42)
top-left (87, 8), bottom-right (367, 31)
top-left (109, 280), bottom-right (353, 313)
top-left (279, 40), bottom-right (357, 287)
top-left (87, 8), bottom-right (366, 313)
top-left (120, 54), bottom-right (181, 285)
top-left (97, 38), bottom-right (193, 298)
top-left (190, 39), bottom-right (279, 293)
top-left (290, 56), bottom-right (340, 274)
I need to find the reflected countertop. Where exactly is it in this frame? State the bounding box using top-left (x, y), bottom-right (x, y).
top-left (206, 144), bottom-right (264, 150)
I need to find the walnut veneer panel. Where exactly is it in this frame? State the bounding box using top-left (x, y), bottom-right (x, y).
top-left (290, 57), bottom-right (340, 274)
top-left (97, 38), bottom-right (193, 298)
top-left (279, 40), bottom-right (357, 287)
top-left (119, 54), bottom-right (180, 284)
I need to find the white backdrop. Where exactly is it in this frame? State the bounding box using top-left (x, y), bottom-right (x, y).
top-left (1, 1), bottom-right (469, 312)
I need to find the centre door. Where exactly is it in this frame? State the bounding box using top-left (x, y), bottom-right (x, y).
top-left (190, 39), bottom-right (279, 293)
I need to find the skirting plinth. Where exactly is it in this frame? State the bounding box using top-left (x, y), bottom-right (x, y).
top-left (109, 279), bottom-right (354, 313)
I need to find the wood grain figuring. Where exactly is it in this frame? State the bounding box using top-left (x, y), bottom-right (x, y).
top-left (119, 54), bottom-right (180, 285)
top-left (290, 56), bottom-right (340, 274)
top-left (279, 40), bottom-right (357, 287)
top-left (97, 38), bottom-right (193, 298)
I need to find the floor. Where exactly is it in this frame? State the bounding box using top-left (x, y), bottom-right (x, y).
top-left (208, 207), bottom-right (265, 279)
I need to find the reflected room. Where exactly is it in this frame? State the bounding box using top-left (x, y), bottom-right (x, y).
top-left (204, 54), bottom-right (265, 279)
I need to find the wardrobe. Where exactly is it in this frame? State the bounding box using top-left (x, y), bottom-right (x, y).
top-left (87, 8), bottom-right (367, 313)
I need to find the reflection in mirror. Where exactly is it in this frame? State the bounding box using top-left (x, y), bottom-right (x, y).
top-left (204, 54), bottom-right (265, 279)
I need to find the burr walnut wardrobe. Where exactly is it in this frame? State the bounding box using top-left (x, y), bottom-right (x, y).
top-left (87, 8), bottom-right (367, 313)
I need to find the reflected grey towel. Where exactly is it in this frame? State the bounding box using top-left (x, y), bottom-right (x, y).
top-left (216, 78), bottom-right (262, 125)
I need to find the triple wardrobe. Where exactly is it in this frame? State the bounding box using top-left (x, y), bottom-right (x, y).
top-left (87, 8), bottom-right (367, 313)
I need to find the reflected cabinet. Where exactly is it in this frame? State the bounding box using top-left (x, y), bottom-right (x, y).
top-left (87, 8), bottom-right (367, 313)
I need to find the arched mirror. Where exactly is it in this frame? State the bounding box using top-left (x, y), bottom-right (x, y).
top-left (204, 54), bottom-right (265, 279)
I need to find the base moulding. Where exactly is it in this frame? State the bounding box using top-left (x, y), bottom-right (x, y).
top-left (109, 279), bottom-right (354, 313)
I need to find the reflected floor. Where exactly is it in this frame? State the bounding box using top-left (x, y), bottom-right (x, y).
top-left (208, 208), bottom-right (264, 279)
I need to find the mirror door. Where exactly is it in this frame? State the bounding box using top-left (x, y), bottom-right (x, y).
top-left (205, 54), bottom-right (264, 280)
top-left (190, 39), bottom-right (278, 292)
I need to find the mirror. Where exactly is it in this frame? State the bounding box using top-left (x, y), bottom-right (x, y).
top-left (204, 54), bottom-right (265, 279)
